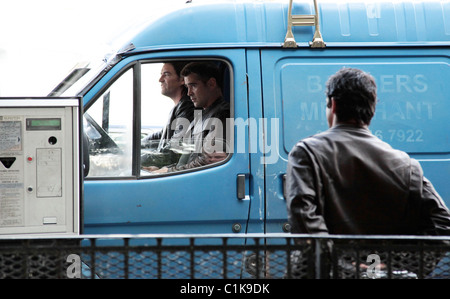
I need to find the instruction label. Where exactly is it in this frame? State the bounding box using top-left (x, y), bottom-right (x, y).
top-left (0, 120), bottom-right (22, 152)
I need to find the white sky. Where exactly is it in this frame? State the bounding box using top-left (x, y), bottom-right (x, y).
top-left (0, 0), bottom-right (401, 97)
top-left (0, 0), bottom-right (187, 96)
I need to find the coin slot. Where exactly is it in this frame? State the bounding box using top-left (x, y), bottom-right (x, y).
top-left (48, 136), bottom-right (57, 145)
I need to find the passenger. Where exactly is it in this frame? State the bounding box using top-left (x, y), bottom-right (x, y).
top-left (151, 61), bottom-right (230, 173)
top-left (141, 62), bottom-right (194, 171)
top-left (285, 67), bottom-right (450, 236)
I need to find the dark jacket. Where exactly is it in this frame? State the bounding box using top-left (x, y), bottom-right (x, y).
top-left (286, 124), bottom-right (450, 235)
top-left (141, 94), bottom-right (194, 149)
top-left (171, 97), bottom-right (230, 171)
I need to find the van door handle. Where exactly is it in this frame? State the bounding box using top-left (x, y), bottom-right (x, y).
top-left (237, 174), bottom-right (249, 200)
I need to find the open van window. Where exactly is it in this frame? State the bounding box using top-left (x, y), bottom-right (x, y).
top-left (83, 59), bottom-right (232, 179)
top-left (140, 60), bottom-right (232, 176)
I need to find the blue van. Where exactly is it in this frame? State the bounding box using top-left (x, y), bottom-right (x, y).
top-left (55, 0), bottom-right (449, 238)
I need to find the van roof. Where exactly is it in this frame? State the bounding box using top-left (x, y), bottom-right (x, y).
top-left (123, 0), bottom-right (450, 53)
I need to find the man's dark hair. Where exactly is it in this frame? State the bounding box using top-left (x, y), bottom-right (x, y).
top-left (181, 61), bottom-right (222, 89)
top-left (168, 61), bottom-right (188, 77)
top-left (325, 68), bottom-right (377, 126)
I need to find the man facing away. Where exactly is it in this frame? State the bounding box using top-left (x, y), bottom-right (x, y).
top-left (286, 67), bottom-right (450, 236)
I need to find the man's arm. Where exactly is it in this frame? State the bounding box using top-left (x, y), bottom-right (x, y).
top-left (286, 145), bottom-right (329, 234)
top-left (411, 159), bottom-right (450, 236)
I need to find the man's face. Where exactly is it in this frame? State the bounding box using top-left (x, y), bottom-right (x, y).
top-left (159, 63), bottom-right (183, 98)
top-left (184, 73), bottom-right (213, 109)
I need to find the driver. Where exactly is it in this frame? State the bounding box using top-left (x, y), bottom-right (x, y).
top-left (141, 62), bottom-right (195, 170)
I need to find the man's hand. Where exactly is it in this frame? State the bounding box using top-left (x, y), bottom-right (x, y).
top-left (142, 166), bottom-right (160, 172)
top-left (152, 167), bottom-right (169, 174)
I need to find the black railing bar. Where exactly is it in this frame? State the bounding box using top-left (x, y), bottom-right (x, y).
top-left (222, 237), bottom-right (228, 279)
top-left (312, 239), bottom-right (318, 279)
top-left (156, 238), bottom-right (162, 279)
top-left (387, 250), bottom-right (392, 279)
top-left (22, 240), bottom-right (30, 279)
top-left (331, 245), bottom-right (338, 279)
top-left (355, 244), bottom-right (360, 279)
top-left (0, 239), bottom-right (82, 249)
top-left (2, 243), bottom-right (446, 256)
top-left (2, 233), bottom-right (450, 242)
top-left (332, 243), bottom-right (450, 251)
top-left (286, 237), bottom-right (292, 278)
top-left (330, 237), bottom-right (450, 247)
top-left (74, 242), bottom-right (311, 252)
top-left (418, 241), bottom-right (424, 279)
top-left (254, 238), bottom-right (260, 279)
top-left (124, 238), bottom-right (129, 279)
top-left (1, 243), bottom-right (448, 256)
top-left (190, 238), bottom-right (195, 279)
top-left (89, 238), bottom-right (97, 280)
top-left (76, 241), bottom-right (450, 253)
top-left (333, 243), bottom-right (450, 253)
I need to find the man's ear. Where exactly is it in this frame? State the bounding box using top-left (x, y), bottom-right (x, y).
top-left (207, 77), bottom-right (217, 88)
top-left (330, 97), bottom-right (337, 114)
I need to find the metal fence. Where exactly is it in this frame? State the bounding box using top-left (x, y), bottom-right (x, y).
top-left (0, 234), bottom-right (449, 279)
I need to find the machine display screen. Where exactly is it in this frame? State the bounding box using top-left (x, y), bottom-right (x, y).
top-left (26, 118), bottom-right (61, 130)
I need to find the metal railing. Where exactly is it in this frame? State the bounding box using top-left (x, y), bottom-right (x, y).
top-left (0, 234), bottom-right (449, 279)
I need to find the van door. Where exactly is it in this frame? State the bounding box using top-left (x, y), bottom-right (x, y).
top-left (261, 47), bottom-right (450, 233)
top-left (82, 49), bottom-right (253, 237)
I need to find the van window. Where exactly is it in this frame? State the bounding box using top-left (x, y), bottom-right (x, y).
top-left (140, 61), bottom-right (231, 176)
top-left (83, 60), bottom-right (232, 179)
top-left (84, 68), bottom-right (133, 177)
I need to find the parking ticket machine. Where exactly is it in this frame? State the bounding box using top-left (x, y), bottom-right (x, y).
top-left (0, 98), bottom-right (81, 236)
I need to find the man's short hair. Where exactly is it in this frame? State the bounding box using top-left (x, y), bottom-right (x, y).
top-left (181, 61), bottom-right (222, 88)
top-left (168, 61), bottom-right (188, 77)
top-left (325, 67), bottom-right (377, 126)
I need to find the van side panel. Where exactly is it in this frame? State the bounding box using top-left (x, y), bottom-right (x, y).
top-left (261, 47), bottom-right (450, 233)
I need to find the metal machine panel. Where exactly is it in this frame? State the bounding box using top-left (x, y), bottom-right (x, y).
top-left (0, 98), bottom-right (81, 236)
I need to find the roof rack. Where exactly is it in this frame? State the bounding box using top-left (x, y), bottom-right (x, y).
top-left (283, 0), bottom-right (326, 48)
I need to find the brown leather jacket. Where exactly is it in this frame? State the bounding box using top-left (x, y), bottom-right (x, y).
top-left (286, 124), bottom-right (450, 235)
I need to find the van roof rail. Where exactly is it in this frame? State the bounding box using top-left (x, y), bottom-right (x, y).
top-left (283, 0), bottom-right (326, 48)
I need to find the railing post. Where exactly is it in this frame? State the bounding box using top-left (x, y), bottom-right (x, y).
top-left (314, 239), bottom-right (322, 279)
top-left (286, 237), bottom-right (292, 279)
top-left (254, 238), bottom-right (260, 279)
top-left (157, 238), bottom-right (162, 279)
top-left (190, 238), bottom-right (195, 279)
top-left (89, 238), bottom-right (96, 280)
top-left (418, 240), bottom-right (424, 279)
top-left (23, 240), bottom-right (29, 279)
top-left (124, 238), bottom-right (129, 279)
top-left (222, 237), bottom-right (228, 279)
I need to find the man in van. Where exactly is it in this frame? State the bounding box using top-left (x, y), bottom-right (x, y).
top-left (141, 62), bottom-right (195, 171)
top-left (151, 61), bottom-right (230, 173)
top-left (285, 67), bottom-right (450, 236)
